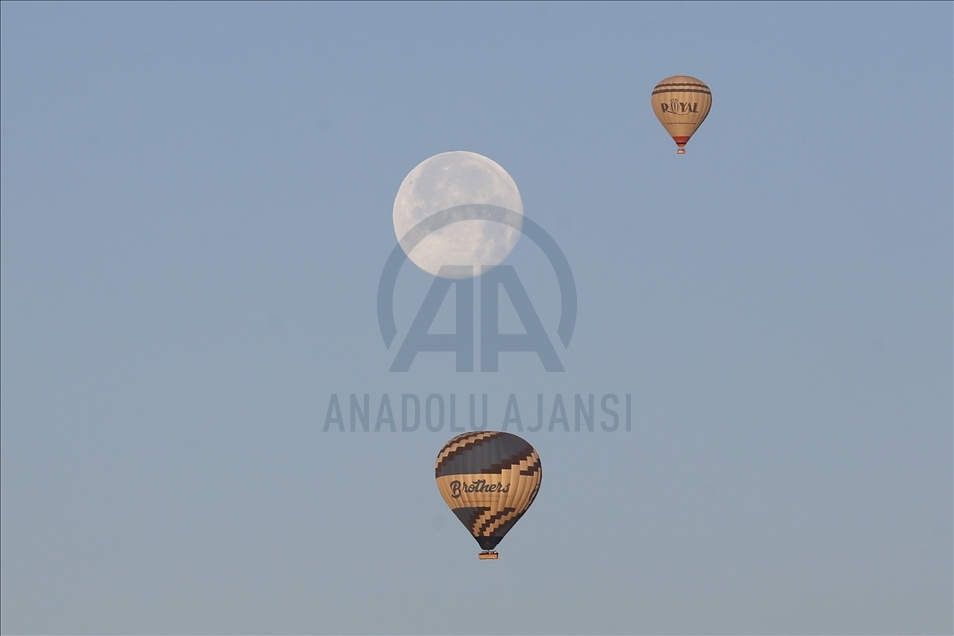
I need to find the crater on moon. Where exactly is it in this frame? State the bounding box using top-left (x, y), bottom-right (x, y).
top-left (392, 151), bottom-right (523, 279)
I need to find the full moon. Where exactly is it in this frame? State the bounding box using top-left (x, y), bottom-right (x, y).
top-left (392, 151), bottom-right (523, 278)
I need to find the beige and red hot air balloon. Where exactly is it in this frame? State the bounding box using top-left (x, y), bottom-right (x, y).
top-left (652, 75), bottom-right (712, 154)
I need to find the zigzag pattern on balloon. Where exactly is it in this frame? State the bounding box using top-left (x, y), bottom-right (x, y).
top-left (435, 431), bottom-right (542, 554)
top-left (435, 431), bottom-right (535, 478)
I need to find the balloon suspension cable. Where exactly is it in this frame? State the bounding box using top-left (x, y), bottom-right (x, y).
top-left (478, 551), bottom-right (499, 560)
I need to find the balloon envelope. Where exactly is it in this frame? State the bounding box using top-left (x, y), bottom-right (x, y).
top-left (435, 431), bottom-right (542, 554)
top-left (652, 75), bottom-right (712, 154)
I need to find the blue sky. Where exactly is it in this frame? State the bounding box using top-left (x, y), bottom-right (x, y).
top-left (1, 3), bottom-right (951, 634)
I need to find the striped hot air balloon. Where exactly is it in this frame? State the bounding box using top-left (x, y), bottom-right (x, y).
top-left (435, 431), bottom-right (542, 560)
top-left (652, 75), bottom-right (712, 154)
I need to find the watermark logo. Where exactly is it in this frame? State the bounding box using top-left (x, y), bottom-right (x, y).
top-left (321, 392), bottom-right (632, 433)
top-left (377, 204), bottom-right (576, 372)
top-left (323, 151), bottom-right (632, 434)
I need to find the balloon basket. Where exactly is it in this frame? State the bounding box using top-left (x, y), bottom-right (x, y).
top-left (478, 551), bottom-right (499, 560)
top-left (677, 148), bottom-right (686, 155)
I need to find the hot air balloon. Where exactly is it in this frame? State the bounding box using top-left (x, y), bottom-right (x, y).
top-left (435, 431), bottom-right (541, 560)
top-left (652, 75), bottom-right (712, 154)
